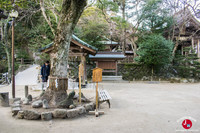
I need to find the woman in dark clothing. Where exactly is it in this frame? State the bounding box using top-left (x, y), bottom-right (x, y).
top-left (41, 61), bottom-right (50, 82)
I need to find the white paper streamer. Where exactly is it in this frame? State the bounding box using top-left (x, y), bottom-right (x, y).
top-left (55, 79), bottom-right (58, 88)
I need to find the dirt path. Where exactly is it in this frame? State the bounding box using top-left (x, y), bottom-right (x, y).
top-left (0, 82), bottom-right (200, 133)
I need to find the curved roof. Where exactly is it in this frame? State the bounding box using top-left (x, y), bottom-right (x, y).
top-left (72, 35), bottom-right (98, 51)
top-left (39, 34), bottom-right (98, 52)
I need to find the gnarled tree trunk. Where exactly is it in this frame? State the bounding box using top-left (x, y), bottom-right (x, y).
top-left (41, 0), bottom-right (87, 106)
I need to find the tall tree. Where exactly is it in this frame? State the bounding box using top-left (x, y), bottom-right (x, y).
top-left (0, 0), bottom-right (28, 83)
top-left (0, 18), bottom-right (11, 83)
top-left (42, 0), bottom-right (87, 106)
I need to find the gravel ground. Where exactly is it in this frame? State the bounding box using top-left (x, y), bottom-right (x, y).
top-left (0, 82), bottom-right (200, 133)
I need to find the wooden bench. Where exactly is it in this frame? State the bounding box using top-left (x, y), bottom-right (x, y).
top-left (98, 90), bottom-right (111, 108)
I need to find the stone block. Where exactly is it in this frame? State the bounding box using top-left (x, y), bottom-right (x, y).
top-left (52, 109), bottom-right (67, 118)
top-left (77, 106), bottom-right (86, 115)
top-left (9, 98), bottom-right (21, 104)
top-left (0, 92), bottom-right (9, 107)
top-left (16, 111), bottom-right (24, 119)
top-left (23, 110), bottom-right (40, 120)
top-left (84, 102), bottom-right (95, 111)
top-left (12, 107), bottom-right (21, 116)
top-left (66, 108), bottom-right (79, 118)
top-left (32, 100), bottom-right (42, 108)
top-left (41, 112), bottom-right (52, 121)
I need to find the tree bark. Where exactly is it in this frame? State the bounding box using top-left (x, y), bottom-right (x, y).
top-left (121, 0), bottom-right (126, 53)
top-left (42, 0), bottom-right (87, 106)
top-left (130, 38), bottom-right (137, 59)
top-left (1, 21), bottom-right (11, 83)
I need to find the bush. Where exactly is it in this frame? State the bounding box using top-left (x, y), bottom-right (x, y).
top-left (135, 34), bottom-right (173, 74)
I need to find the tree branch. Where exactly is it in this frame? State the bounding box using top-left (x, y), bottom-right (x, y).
top-left (40, 0), bottom-right (55, 36)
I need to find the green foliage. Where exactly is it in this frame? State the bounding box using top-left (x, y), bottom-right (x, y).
top-left (0, 59), bottom-right (7, 73)
top-left (173, 47), bottom-right (200, 79)
top-left (75, 7), bottom-right (109, 50)
top-left (126, 0), bottom-right (173, 35)
top-left (0, 0), bottom-right (29, 11)
top-left (37, 53), bottom-right (50, 66)
top-left (96, 0), bottom-right (119, 13)
top-left (16, 49), bottom-right (30, 59)
top-left (13, 3), bottom-right (54, 52)
top-left (135, 34), bottom-right (173, 72)
top-left (139, 0), bottom-right (173, 33)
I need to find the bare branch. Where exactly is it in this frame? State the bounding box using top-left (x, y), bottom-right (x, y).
top-left (40, 0), bottom-right (55, 36)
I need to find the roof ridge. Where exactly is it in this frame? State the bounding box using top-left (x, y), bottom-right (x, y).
top-left (39, 34), bottom-right (98, 52)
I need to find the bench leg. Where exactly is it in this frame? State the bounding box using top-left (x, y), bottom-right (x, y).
top-left (106, 100), bottom-right (110, 108)
top-left (98, 101), bottom-right (102, 109)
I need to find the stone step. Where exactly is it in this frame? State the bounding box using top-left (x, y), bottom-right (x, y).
top-left (102, 76), bottom-right (123, 81)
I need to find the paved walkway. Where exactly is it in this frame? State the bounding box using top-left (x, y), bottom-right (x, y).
top-left (15, 65), bottom-right (39, 86)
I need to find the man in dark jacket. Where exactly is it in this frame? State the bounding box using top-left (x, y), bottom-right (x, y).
top-left (41, 61), bottom-right (50, 82)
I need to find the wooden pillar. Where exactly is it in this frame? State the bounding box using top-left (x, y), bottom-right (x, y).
top-left (181, 46), bottom-right (183, 55)
top-left (115, 61), bottom-right (118, 76)
top-left (96, 61), bottom-right (98, 67)
top-left (198, 39), bottom-right (200, 58)
top-left (81, 55), bottom-right (86, 85)
top-left (192, 37), bottom-right (194, 49)
top-left (84, 60), bottom-right (87, 83)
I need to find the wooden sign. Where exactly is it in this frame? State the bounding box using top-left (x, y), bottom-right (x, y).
top-left (79, 63), bottom-right (84, 77)
top-left (92, 68), bottom-right (103, 82)
top-left (79, 63), bottom-right (84, 104)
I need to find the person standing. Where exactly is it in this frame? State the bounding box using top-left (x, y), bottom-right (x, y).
top-left (41, 61), bottom-right (50, 90)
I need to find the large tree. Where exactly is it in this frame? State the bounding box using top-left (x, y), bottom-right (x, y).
top-left (42, 0), bottom-right (87, 106)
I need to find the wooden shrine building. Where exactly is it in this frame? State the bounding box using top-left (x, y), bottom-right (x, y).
top-left (169, 8), bottom-right (200, 56)
top-left (39, 34), bottom-right (98, 83)
top-left (89, 40), bottom-right (125, 76)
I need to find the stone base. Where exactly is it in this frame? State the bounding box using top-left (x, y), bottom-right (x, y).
top-left (0, 92), bottom-right (9, 107)
top-left (12, 102), bottom-right (95, 120)
top-left (9, 98), bottom-right (21, 104)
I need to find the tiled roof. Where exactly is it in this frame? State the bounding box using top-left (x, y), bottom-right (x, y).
top-left (39, 34), bottom-right (98, 52)
top-left (72, 35), bottom-right (98, 51)
top-left (99, 41), bottom-right (119, 45)
top-left (89, 52), bottom-right (126, 59)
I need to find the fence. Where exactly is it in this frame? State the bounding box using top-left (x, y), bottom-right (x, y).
top-left (0, 73), bottom-right (9, 85)
top-left (120, 56), bottom-right (135, 63)
top-left (16, 58), bottom-right (34, 65)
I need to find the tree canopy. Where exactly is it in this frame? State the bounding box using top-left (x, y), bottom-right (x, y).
top-left (135, 34), bottom-right (174, 72)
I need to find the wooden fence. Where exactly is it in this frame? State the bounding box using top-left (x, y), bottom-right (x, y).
top-left (16, 58), bottom-right (34, 65)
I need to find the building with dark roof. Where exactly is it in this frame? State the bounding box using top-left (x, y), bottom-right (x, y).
top-left (89, 40), bottom-right (126, 76)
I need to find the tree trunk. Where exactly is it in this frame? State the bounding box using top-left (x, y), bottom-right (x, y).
top-left (1, 21), bottom-right (11, 83)
top-left (130, 38), bottom-right (137, 58)
top-left (41, 0), bottom-right (87, 106)
top-left (121, 0), bottom-right (126, 53)
top-left (4, 45), bottom-right (11, 83)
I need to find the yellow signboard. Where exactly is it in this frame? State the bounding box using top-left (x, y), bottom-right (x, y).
top-left (92, 67), bottom-right (103, 82)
